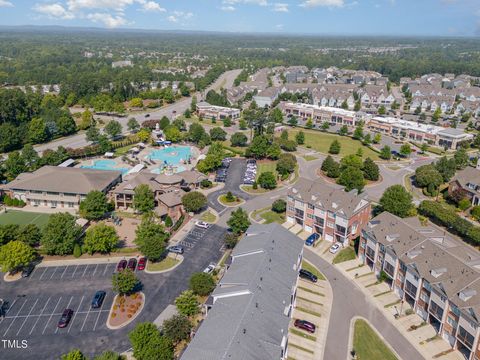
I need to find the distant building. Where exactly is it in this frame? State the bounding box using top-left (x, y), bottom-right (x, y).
top-left (181, 223), bottom-right (304, 360)
top-left (196, 102), bottom-right (240, 120)
top-left (252, 87), bottom-right (280, 108)
top-left (112, 60), bottom-right (133, 68)
top-left (448, 165), bottom-right (480, 207)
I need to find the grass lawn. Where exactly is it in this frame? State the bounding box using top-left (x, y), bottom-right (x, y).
top-left (290, 328), bottom-right (317, 342)
top-left (240, 185), bottom-right (269, 194)
top-left (301, 260), bottom-right (326, 280)
top-left (256, 161), bottom-right (278, 180)
top-left (302, 155), bottom-right (317, 161)
top-left (114, 144), bottom-right (135, 156)
top-left (287, 129), bottom-right (380, 160)
top-left (332, 247), bottom-right (357, 264)
top-left (199, 210), bottom-right (216, 223)
top-left (146, 257), bottom-right (180, 272)
top-left (218, 194), bottom-right (243, 206)
top-left (0, 210), bottom-right (51, 229)
top-left (260, 210), bottom-right (285, 224)
top-left (353, 319), bottom-right (398, 360)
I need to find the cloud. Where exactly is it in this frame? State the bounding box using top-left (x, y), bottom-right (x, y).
top-left (221, 5), bottom-right (236, 11)
top-left (273, 2), bottom-right (288, 11)
top-left (223, 0), bottom-right (268, 6)
top-left (300, 0), bottom-right (344, 7)
top-left (168, 11), bottom-right (193, 23)
top-left (33, 3), bottom-right (75, 19)
top-left (87, 12), bottom-right (129, 27)
top-left (138, 0), bottom-right (166, 12)
top-left (0, 0), bottom-right (13, 7)
top-left (66, 0), bottom-right (135, 11)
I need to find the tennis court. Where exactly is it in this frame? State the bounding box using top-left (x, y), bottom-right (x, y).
top-left (0, 210), bottom-right (51, 228)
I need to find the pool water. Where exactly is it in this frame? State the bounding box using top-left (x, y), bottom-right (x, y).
top-left (147, 146), bottom-right (192, 165)
top-left (81, 160), bottom-right (130, 174)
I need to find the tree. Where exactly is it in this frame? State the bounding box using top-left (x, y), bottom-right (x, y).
top-left (164, 125), bottom-right (182, 142)
top-left (175, 290), bottom-right (199, 316)
top-left (246, 135), bottom-right (270, 158)
top-left (227, 208), bottom-right (251, 234)
top-left (133, 184), bottom-right (155, 213)
top-left (4, 151), bottom-right (26, 181)
top-left (189, 272), bottom-right (215, 296)
top-left (415, 164), bottom-right (443, 195)
top-left (135, 219), bottom-right (169, 261)
top-left (272, 199), bottom-right (286, 213)
top-left (295, 131), bottom-right (305, 145)
top-left (17, 224), bottom-right (41, 247)
top-left (287, 117), bottom-right (298, 127)
top-left (172, 118), bottom-right (186, 131)
top-left (28, 117), bottom-right (48, 143)
top-left (280, 130), bottom-right (289, 141)
top-left (61, 349), bottom-right (87, 360)
top-left (321, 122), bottom-right (330, 131)
top-left (321, 155), bottom-right (336, 172)
top-left (378, 105), bottom-right (386, 115)
top-left (341, 100), bottom-right (348, 110)
top-left (399, 143), bottom-right (412, 157)
top-left (269, 107), bottom-right (283, 123)
top-left (224, 233), bottom-right (238, 249)
top-left (379, 185), bottom-right (414, 218)
top-left (79, 110), bottom-right (94, 130)
top-left (182, 191), bottom-right (207, 213)
top-left (435, 156), bottom-right (457, 182)
top-left (137, 128), bottom-right (151, 142)
top-left (380, 145), bottom-right (392, 160)
top-left (231, 132), bottom-right (248, 147)
top-left (0, 241), bottom-right (35, 273)
top-left (79, 190), bottom-right (110, 220)
top-left (105, 120), bottom-right (122, 139)
top-left (329, 140), bottom-right (341, 154)
top-left (86, 126), bottom-right (100, 143)
top-left (472, 206), bottom-right (480, 221)
top-left (258, 171), bottom-right (277, 189)
top-left (339, 125), bottom-right (348, 136)
top-left (420, 143), bottom-right (428, 153)
top-left (129, 322), bottom-right (173, 360)
top-left (362, 133), bottom-right (372, 145)
top-left (454, 148), bottom-right (469, 169)
top-left (337, 167), bottom-right (365, 192)
top-left (210, 127), bottom-right (227, 141)
top-left (41, 213), bottom-right (82, 255)
top-left (363, 158), bottom-right (379, 181)
top-left (276, 153), bottom-right (297, 178)
top-left (340, 154), bottom-right (363, 170)
top-left (190, 95), bottom-right (197, 112)
top-left (353, 125), bottom-right (364, 140)
top-left (239, 118), bottom-right (248, 130)
top-left (83, 223), bottom-right (119, 254)
top-left (162, 315), bottom-right (192, 345)
top-left (21, 144), bottom-right (40, 170)
top-left (129, 98), bottom-right (143, 108)
top-left (373, 133), bottom-right (381, 144)
top-left (223, 117), bottom-right (232, 127)
top-left (127, 117), bottom-right (140, 132)
top-left (266, 143), bottom-right (281, 160)
top-left (159, 116), bottom-right (170, 130)
top-left (354, 100), bottom-right (361, 111)
top-left (432, 107), bottom-right (442, 122)
top-left (112, 269), bottom-right (139, 295)
top-left (188, 123), bottom-right (209, 144)
top-left (305, 118), bottom-right (313, 129)
top-left (93, 351), bottom-right (123, 360)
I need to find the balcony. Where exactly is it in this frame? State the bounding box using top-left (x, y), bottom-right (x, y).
top-left (295, 210), bottom-right (304, 218)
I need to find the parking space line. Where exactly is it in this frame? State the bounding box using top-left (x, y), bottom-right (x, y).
top-left (92, 264), bottom-right (99, 277)
top-left (28, 267), bottom-right (38, 280)
top-left (82, 265), bottom-right (89, 277)
top-left (29, 297), bottom-right (51, 335)
top-left (39, 268), bottom-right (49, 280)
top-left (68, 296), bottom-right (84, 333)
top-left (16, 299), bottom-right (39, 336)
top-left (42, 297), bottom-right (62, 335)
top-left (92, 293), bottom-right (107, 331)
top-left (103, 263), bottom-right (110, 276)
top-left (71, 265), bottom-right (79, 278)
top-left (4, 299), bottom-right (18, 317)
top-left (80, 304), bottom-right (92, 332)
top-left (61, 266), bottom-right (69, 279)
top-left (55, 296), bottom-right (73, 334)
top-left (49, 267), bottom-right (58, 279)
top-left (3, 299), bottom-right (28, 337)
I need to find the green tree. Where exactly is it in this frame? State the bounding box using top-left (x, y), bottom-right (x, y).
top-left (378, 105), bottom-right (386, 115)
top-left (363, 158), bottom-right (379, 181)
top-left (79, 190), bottom-right (110, 220)
top-left (162, 315), bottom-right (192, 345)
top-left (276, 153), bottom-right (297, 178)
top-left (246, 135), bottom-right (270, 158)
top-left (432, 107), bottom-right (442, 122)
top-left (272, 199), bottom-right (287, 213)
top-left (295, 131), bottom-right (305, 145)
top-left (164, 125), bottom-right (182, 142)
top-left (21, 144), bottom-right (40, 170)
top-left (227, 208), bottom-right (251, 234)
top-left (337, 167), bottom-right (365, 192)
top-left (341, 100), bottom-right (348, 110)
top-left (17, 224), bottom-right (41, 247)
top-left (258, 171), bottom-right (277, 189)
top-left (379, 185), bottom-right (414, 218)
top-left (321, 122), bottom-right (330, 131)
top-left (4, 151), bottom-right (26, 181)
top-left (415, 164), bottom-right (443, 195)
top-left (239, 118), bottom-right (248, 130)
top-left (380, 145), bottom-right (392, 160)
top-left (0, 241), bottom-right (35, 273)
top-left (127, 117), bottom-right (140, 132)
top-left (129, 322), bottom-right (174, 360)
top-left (175, 290), bottom-right (199, 316)
top-left (353, 125), bottom-right (364, 140)
top-left (159, 116), bottom-right (170, 130)
top-left (135, 219), bottom-right (169, 261)
top-left (287, 117), bottom-right (298, 127)
top-left (321, 155), bottom-right (336, 173)
top-left (230, 132), bottom-right (248, 147)
top-left (266, 143), bottom-right (281, 160)
top-left (129, 98), bottom-right (143, 108)
top-left (329, 139), bottom-right (341, 154)
top-left (182, 191), bottom-right (207, 213)
top-left (79, 110), bottom-right (94, 130)
top-left (354, 100), bottom-right (361, 111)
top-left (41, 213), bottom-right (82, 255)
top-left (190, 95), bottom-right (197, 112)
top-left (210, 127), bottom-right (227, 141)
top-left (339, 125), bottom-right (348, 136)
top-left (133, 184), bottom-right (155, 213)
top-left (340, 154), bottom-right (363, 170)
top-left (188, 123), bottom-right (209, 144)
top-left (223, 117), bottom-right (232, 127)
top-left (105, 120), bottom-right (122, 139)
top-left (420, 143), bottom-right (428, 153)
top-left (61, 349), bottom-right (87, 360)
top-left (454, 148), bottom-right (469, 169)
top-left (373, 133), bottom-right (381, 144)
top-left (224, 233), bottom-right (238, 249)
top-left (93, 351), bottom-right (123, 360)
top-left (112, 268), bottom-right (139, 295)
top-left (400, 143), bottom-right (412, 157)
top-left (471, 206), bottom-right (480, 221)
top-left (435, 156), bottom-right (457, 182)
top-left (83, 223), bottom-right (119, 254)
top-left (86, 126), bottom-right (100, 143)
top-left (305, 118), bottom-right (313, 129)
top-left (189, 272), bottom-right (215, 296)
top-left (28, 117), bottom-right (48, 143)
top-left (269, 108), bottom-right (283, 123)
top-left (362, 133), bottom-right (372, 145)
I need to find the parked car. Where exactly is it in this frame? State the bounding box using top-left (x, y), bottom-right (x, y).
top-left (305, 233), bottom-right (320, 247)
top-left (127, 258), bottom-right (137, 271)
top-left (203, 263), bottom-right (215, 274)
top-left (145, 114), bottom-right (150, 118)
top-left (168, 245), bottom-right (184, 254)
top-left (329, 244), bottom-right (341, 254)
top-left (91, 291), bottom-right (106, 309)
top-left (294, 319), bottom-right (316, 334)
top-left (137, 257), bottom-right (146, 271)
top-left (195, 221), bottom-right (210, 229)
top-left (57, 309), bottom-right (73, 328)
top-left (299, 269), bottom-right (318, 283)
top-left (116, 259), bottom-right (127, 272)
top-left (21, 264), bottom-right (35, 278)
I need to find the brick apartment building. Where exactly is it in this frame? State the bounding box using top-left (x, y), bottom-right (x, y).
top-left (286, 178), bottom-right (371, 246)
top-left (359, 211), bottom-right (480, 360)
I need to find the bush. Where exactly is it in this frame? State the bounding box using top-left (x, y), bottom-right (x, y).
top-left (258, 172), bottom-right (277, 189)
top-left (458, 199), bottom-right (471, 211)
top-left (182, 191), bottom-right (207, 213)
top-left (224, 233), bottom-right (238, 249)
top-left (73, 243), bottom-right (82, 258)
top-left (472, 206), bottom-right (480, 221)
top-left (272, 199), bottom-right (286, 213)
top-left (200, 179), bottom-right (212, 189)
top-left (276, 153), bottom-right (297, 178)
top-left (329, 140), bottom-right (341, 154)
top-left (252, 181), bottom-right (258, 190)
top-left (189, 272), bottom-right (216, 296)
top-left (225, 191), bottom-right (236, 202)
top-left (164, 216), bottom-right (173, 228)
top-left (2, 195), bottom-right (26, 207)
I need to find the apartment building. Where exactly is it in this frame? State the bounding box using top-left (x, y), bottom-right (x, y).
top-left (359, 212), bottom-right (480, 360)
top-left (181, 223), bottom-right (304, 360)
top-left (196, 101), bottom-right (240, 120)
top-left (286, 178), bottom-right (371, 246)
top-left (449, 164), bottom-right (480, 207)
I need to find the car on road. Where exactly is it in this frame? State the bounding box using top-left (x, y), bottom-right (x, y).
top-left (57, 309), bottom-right (73, 328)
top-left (91, 291), bottom-right (106, 309)
top-left (195, 221), bottom-right (210, 229)
top-left (127, 258), bottom-right (137, 271)
top-left (305, 233), bottom-right (320, 247)
top-left (294, 319), bottom-right (316, 333)
top-left (299, 269), bottom-right (317, 283)
top-left (203, 263), bottom-right (215, 274)
top-left (116, 259), bottom-right (127, 272)
top-left (145, 114), bottom-right (150, 118)
top-left (137, 257), bottom-right (146, 271)
top-left (21, 264), bottom-right (35, 278)
top-left (168, 245), bottom-right (184, 254)
top-left (329, 243), bottom-right (341, 254)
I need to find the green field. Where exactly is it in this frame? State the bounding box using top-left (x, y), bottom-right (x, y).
top-left (353, 319), bottom-right (398, 360)
top-left (0, 210), bottom-right (51, 228)
top-left (288, 129), bottom-right (380, 160)
top-left (256, 161), bottom-right (278, 180)
top-left (332, 247), bottom-right (357, 264)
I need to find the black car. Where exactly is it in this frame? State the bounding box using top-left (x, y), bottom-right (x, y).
top-left (91, 291), bottom-right (106, 309)
top-left (299, 269), bottom-right (318, 283)
top-left (21, 264), bottom-right (35, 278)
top-left (57, 309), bottom-right (73, 328)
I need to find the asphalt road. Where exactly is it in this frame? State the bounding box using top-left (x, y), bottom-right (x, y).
top-left (0, 224), bottom-right (226, 359)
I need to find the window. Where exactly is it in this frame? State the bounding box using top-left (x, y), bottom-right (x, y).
top-left (288, 206), bottom-right (295, 212)
top-left (288, 195), bottom-right (294, 202)
top-left (447, 316), bottom-right (457, 328)
top-left (307, 203), bottom-right (314, 210)
top-left (68, 202), bottom-right (74, 208)
top-left (399, 262), bottom-right (407, 273)
top-left (420, 292), bottom-right (429, 303)
top-left (51, 201), bottom-right (57, 207)
top-left (458, 326), bottom-right (474, 348)
top-left (307, 213), bottom-right (314, 219)
top-left (327, 211), bottom-right (335, 218)
top-left (450, 304), bottom-right (461, 317)
top-left (327, 221), bottom-right (334, 228)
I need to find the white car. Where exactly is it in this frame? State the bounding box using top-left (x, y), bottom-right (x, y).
top-left (195, 221), bottom-right (210, 229)
top-left (203, 264), bottom-right (215, 274)
top-left (329, 243), bottom-right (341, 254)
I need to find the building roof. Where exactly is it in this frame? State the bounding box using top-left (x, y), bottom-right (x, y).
top-left (181, 223), bottom-right (303, 360)
top-left (158, 190), bottom-right (184, 207)
top-left (452, 166), bottom-right (480, 196)
top-left (4, 166), bottom-right (121, 195)
top-left (176, 170), bottom-right (207, 184)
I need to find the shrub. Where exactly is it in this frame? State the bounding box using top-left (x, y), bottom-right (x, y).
top-left (458, 199), bottom-right (471, 211)
top-left (182, 191), bottom-right (207, 213)
top-left (164, 216), bottom-right (173, 228)
top-left (258, 172), bottom-right (277, 189)
top-left (200, 179), bottom-right (212, 188)
top-left (472, 206), bottom-right (480, 221)
top-left (224, 233), bottom-right (238, 249)
top-left (252, 181), bottom-right (258, 190)
top-left (2, 195), bottom-right (26, 207)
top-left (272, 199), bottom-right (286, 213)
top-left (189, 272), bottom-right (216, 296)
top-left (73, 244), bottom-right (82, 258)
top-left (225, 191), bottom-right (236, 202)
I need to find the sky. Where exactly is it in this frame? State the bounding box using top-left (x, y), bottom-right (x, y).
top-left (0, 0), bottom-right (479, 36)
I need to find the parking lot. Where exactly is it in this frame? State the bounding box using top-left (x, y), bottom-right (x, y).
top-left (26, 262), bottom-right (118, 282)
top-left (178, 224), bottom-right (226, 253)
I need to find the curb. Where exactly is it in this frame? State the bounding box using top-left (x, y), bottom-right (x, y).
top-left (3, 272), bottom-right (22, 282)
top-left (217, 195), bottom-right (245, 208)
top-left (144, 255), bottom-right (184, 274)
top-left (106, 292), bottom-right (145, 330)
top-left (37, 256), bottom-right (130, 268)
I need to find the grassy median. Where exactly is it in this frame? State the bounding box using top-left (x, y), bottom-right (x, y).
top-left (353, 319), bottom-right (398, 360)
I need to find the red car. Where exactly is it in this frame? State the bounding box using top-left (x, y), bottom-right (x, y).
top-left (127, 258), bottom-right (137, 271)
top-left (137, 257), bottom-right (146, 271)
top-left (294, 319), bottom-right (316, 334)
top-left (58, 309), bottom-right (73, 328)
top-left (116, 259), bottom-right (127, 272)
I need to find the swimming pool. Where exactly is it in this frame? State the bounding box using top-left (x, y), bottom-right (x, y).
top-left (147, 146), bottom-right (192, 165)
top-left (81, 160), bottom-right (130, 174)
